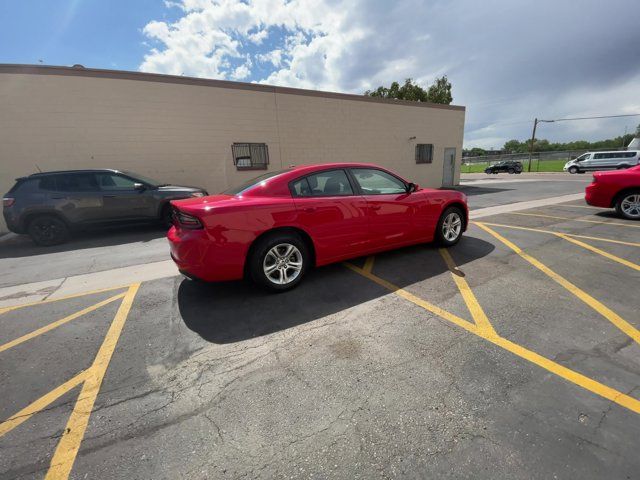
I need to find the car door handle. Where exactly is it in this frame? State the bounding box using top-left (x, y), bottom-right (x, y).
top-left (303, 207), bottom-right (316, 213)
top-left (103, 194), bottom-right (117, 198)
top-left (369, 205), bottom-right (382, 211)
top-left (50, 195), bottom-right (66, 199)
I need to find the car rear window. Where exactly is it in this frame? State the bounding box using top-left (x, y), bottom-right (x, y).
top-left (223, 170), bottom-right (286, 195)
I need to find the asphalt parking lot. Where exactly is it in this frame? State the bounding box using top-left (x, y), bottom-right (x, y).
top-left (1, 174), bottom-right (639, 479)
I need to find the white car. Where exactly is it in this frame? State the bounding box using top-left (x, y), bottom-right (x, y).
top-left (564, 150), bottom-right (640, 174)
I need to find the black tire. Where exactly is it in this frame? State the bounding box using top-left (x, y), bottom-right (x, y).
top-left (484, 169), bottom-right (491, 174)
top-left (249, 232), bottom-right (309, 291)
top-left (507, 168), bottom-right (515, 174)
top-left (27, 215), bottom-right (70, 246)
top-left (161, 204), bottom-right (174, 228)
top-left (435, 207), bottom-right (465, 246)
top-left (568, 166), bottom-right (579, 174)
top-left (614, 189), bottom-right (640, 220)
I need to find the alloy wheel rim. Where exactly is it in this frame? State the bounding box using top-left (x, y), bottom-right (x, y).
top-left (35, 220), bottom-right (61, 241)
top-left (263, 243), bottom-right (303, 285)
top-left (442, 213), bottom-right (462, 241)
top-left (621, 194), bottom-right (640, 218)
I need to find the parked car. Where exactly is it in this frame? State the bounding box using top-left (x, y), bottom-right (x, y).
top-left (585, 164), bottom-right (640, 220)
top-left (3, 169), bottom-right (207, 246)
top-left (168, 163), bottom-right (468, 291)
top-left (564, 150), bottom-right (640, 174)
top-left (484, 161), bottom-right (523, 174)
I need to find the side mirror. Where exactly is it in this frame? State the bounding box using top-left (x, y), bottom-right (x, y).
top-left (406, 182), bottom-right (419, 193)
top-left (134, 182), bottom-right (146, 191)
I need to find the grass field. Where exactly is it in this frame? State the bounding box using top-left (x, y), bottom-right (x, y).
top-left (462, 159), bottom-right (567, 173)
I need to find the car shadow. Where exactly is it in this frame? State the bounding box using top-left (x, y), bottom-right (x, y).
top-left (451, 186), bottom-right (514, 196)
top-left (0, 223), bottom-right (167, 259)
top-left (177, 235), bottom-right (495, 344)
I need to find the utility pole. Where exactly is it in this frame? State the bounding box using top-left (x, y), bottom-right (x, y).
top-left (527, 118), bottom-right (538, 172)
top-left (527, 118), bottom-right (555, 172)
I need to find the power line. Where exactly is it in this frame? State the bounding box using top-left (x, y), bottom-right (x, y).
top-left (540, 113), bottom-right (640, 123)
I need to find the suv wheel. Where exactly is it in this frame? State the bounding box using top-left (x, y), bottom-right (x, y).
top-left (568, 166), bottom-right (579, 174)
top-left (615, 190), bottom-right (640, 220)
top-left (250, 232), bottom-right (309, 291)
top-left (27, 215), bottom-right (70, 246)
top-left (507, 168), bottom-right (515, 174)
top-left (436, 207), bottom-right (464, 246)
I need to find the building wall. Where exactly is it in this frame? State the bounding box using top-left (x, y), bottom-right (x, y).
top-left (0, 69), bottom-right (465, 233)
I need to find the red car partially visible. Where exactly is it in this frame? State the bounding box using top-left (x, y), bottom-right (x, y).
top-left (585, 165), bottom-right (640, 220)
top-left (168, 163), bottom-right (468, 291)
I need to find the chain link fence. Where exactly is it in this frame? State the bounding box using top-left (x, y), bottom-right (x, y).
top-left (462, 147), bottom-right (627, 173)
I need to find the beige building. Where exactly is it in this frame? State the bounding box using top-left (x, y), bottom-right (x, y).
top-left (0, 65), bottom-right (465, 233)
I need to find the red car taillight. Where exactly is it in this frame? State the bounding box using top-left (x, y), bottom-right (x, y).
top-left (3, 197), bottom-right (15, 207)
top-left (173, 210), bottom-right (203, 229)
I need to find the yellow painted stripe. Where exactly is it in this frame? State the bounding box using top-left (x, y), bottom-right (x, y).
top-left (510, 212), bottom-right (640, 228)
top-left (45, 283), bottom-right (140, 480)
top-left (0, 371), bottom-right (88, 438)
top-left (345, 263), bottom-right (640, 414)
top-left (0, 285), bottom-right (130, 316)
top-left (363, 256), bottom-right (375, 274)
top-left (344, 262), bottom-right (479, 333)
top-left (0, 293), bottom-right (126, 354)
top-left (555, 233), bottom-right (640, 272)
top-left (439, 249), bottom-right (498, 337)
top-left (476, 222), bottom-right (640, 345)
top-left (474, 221), bottom-right (640, 248)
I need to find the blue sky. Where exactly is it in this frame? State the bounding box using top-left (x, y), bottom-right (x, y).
top-left (1, 0), bottom-right (639, 148)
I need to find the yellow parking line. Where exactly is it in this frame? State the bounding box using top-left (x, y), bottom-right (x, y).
top-left (344, 262), bottom-right (479, 333)
top-left (45, 283), bottom-right (139, 480)
top-left (510, 212), bottom-right (640, 228)
top-left (0, 293), bottom-right (126, 354)
top-left (439, 249), bottom-right (498, 338)
top-left (0, 285), bottom-right (130, 316)
top-left (344, 261), bottom-right (640, 414)
top-left (474, 222), bottom-right (640, 248)
top-left (555, 204), bottom-right (606, 209)
top-left (555, 233), bottom-right (640, 272)
top-left (476, 222), bottom-right (640, 345)
top-left (0, 370), bottom-right (89, 438)
top-left (363, 256), bottom-right (375, 274)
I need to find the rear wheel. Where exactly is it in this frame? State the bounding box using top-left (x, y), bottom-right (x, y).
top-left (435, 207), bottom-right (464, 246)
top-left (250, 232), bottom-right (309, 291)
top-left (27, 215), bottom-right (70, 246)
top-left (615, 190), bottom-right (640, 220)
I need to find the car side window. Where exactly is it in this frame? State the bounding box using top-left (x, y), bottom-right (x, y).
top-left (291, 170), bottom-right (354, 197)
top-left (351, 168), bottom-right (406, 195)
top-left (57, 173), bottom-right (99, 192)
top-left (96, 173), bottom-right (137, 190)
top-left (39, 176), bottom-right (58, 191)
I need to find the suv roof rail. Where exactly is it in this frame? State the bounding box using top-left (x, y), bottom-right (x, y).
top-left (26, 168), bottom-right (120, 177)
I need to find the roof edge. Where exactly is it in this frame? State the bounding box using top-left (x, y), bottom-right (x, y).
top-left (0, 64), bottom-right (465, 112)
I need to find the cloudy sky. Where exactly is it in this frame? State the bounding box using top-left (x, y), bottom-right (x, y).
top-left (2, 0), bottom-right (639, 148)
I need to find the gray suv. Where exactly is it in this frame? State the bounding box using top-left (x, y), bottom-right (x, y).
top-left (3, 169), bottom-right (207, 245)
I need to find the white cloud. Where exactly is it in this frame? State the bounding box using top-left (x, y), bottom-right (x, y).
top-left (140, 0), bottom-right (640, 146)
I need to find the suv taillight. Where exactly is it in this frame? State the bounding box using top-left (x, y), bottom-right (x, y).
top-left (3, 197), bottom-right (15, 207)
top-left (173, 210), bottom-right (203, 229)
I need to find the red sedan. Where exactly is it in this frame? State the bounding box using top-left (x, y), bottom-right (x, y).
top-left (585, 165), bottom-right (640, 220)
top-left (168, 163), bottom-right (468, 291)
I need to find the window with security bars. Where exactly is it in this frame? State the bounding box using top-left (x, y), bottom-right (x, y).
top-left (415, 144), bottom-right (434, 164)
top-left (232, 143), bottom-right (269, 170)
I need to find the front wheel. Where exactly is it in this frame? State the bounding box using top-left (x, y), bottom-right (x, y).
top-left (507, 168), bottom-right (515, 174)
top-left (435, 207), bottom-right (464, 246)
top-left (568, 166), bottom-right (579, 174)
top-left (250, 233), bottom-right (309, 291)
top-left (27, 215), bottom-right (70, 246)
top-left (615, 190), bottom-right (640, 220)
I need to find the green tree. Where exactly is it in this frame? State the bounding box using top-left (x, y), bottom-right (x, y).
top-left (364, 76), bottom-right (453, 105)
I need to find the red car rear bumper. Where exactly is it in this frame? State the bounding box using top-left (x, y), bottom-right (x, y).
top-left (585, 182), bottom-right (613, 208)
top-left (167, 226), bottom-right (246, 282)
